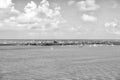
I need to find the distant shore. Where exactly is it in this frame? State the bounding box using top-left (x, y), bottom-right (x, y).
top-left (0, 39), bottom-right (120, 46)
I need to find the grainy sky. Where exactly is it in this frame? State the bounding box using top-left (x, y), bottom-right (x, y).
top-left (0, 0), bottom-right (120, 39)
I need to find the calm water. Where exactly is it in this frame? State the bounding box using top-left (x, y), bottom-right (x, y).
top-left (0, 46), bottom-right (120, 80)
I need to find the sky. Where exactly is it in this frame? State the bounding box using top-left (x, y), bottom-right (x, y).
top-left (0, 0), bottom-right (120, 39)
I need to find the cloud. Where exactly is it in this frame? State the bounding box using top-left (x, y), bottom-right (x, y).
top-left (81, 14), bottom-right (97, 22)
top-left (0, 0), bottom-right (20, 21)
top-left (105, 21), bottom-right (120, 35)
top-left (68, 0), bottom-right (75, 6)
top-left (0, 0), bottom-right (13, 8)
top-left (51, 23), bottom-right (89, 35)
top-left (0, 22), bottom-right (3, 27)
top-left (0, 0), bottom-right (66, 31)
top-left (77, 0), bottom-right (99, 11)
top-left (24, 1), bottom-right (37, 13)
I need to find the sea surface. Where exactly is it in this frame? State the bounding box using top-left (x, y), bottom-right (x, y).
top-left (0, 45), bottom-right (120, 80)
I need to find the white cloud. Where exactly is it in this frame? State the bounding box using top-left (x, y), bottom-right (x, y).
top-left (17, 1), bottom-right (38, 24)
top-left (24, 1), bottom-right (37, 13)
top-left (0, 0), bottom-right (13, 8)
top-left (105, 21), bottom-right (120, 35)
top-left (10, 6), bottom-right (20, 14)
top-left (81, 14), bottom-right (97, 22)
top-left (77, 0), bottom-right (99, 11)
top-left (0, 0), bottom-right (20, 21)
top-left (0, 0), bottom-right (66, 31)
top-left (23, 1), bottom-right (41, 19)
top-left (105, 22), bottom-right (117, 28)
top-left (0, 22), bottom-right (3, 27)
top-left (68, 0), bottom-right (75, 6)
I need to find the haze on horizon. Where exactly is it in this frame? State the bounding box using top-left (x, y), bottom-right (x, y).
top-left (0, 0), bottom-right (120, 39)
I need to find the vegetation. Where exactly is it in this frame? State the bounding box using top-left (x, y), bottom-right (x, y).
top-left (0, 40), bottom-right (120, 46)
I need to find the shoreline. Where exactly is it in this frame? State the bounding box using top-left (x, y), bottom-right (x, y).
top-left (0, 39), bottom-right (120, 46)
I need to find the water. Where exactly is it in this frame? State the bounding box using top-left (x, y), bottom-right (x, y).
top-left (0, 45), bottom-right (120, 80)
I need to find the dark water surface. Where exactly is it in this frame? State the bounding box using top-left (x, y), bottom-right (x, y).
top-left (0, 46), bottom-right (120, 80)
